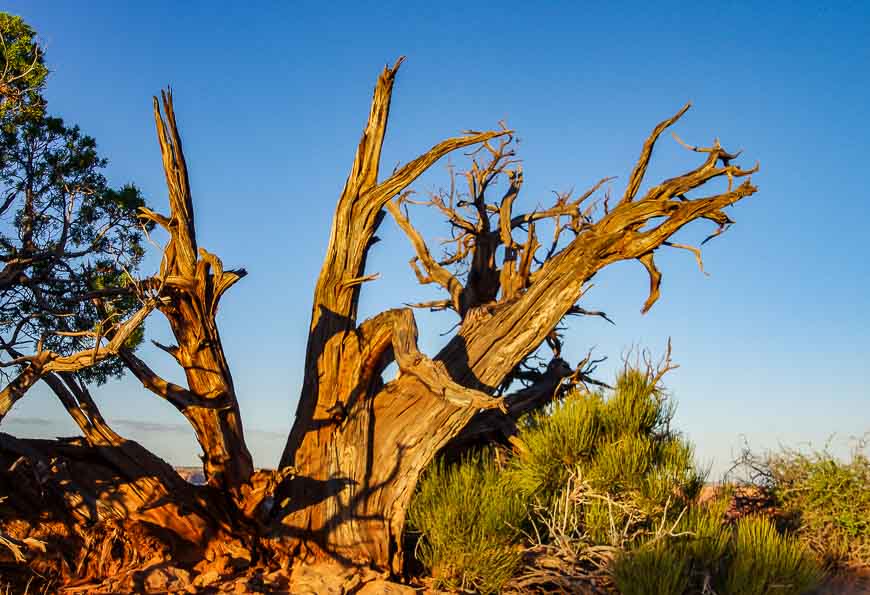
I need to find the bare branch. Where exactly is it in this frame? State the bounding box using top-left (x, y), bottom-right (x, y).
top-left (118, 348), bottom-right (221, 412)
top-left (41, 300), bottom-right (155, 373)
top-left (368, 129), bottom-right (510, 218)
top-left (510, 176), bottom-right (613, 228)
top-left (380, 308), bottom-right (506, 412)
top-left (498, 169), bottom-right (523, 248)
top-left (439, 130), bottom-right (757, 396)
top-left (621, 102), bottom-right (691, 205)
top-left (137, 206), bottom-right (172, 231)
top-left (386, 198), bottom-right (463, 311)
top-left (638, 252), bottom-right (662, 314)
top-left (41, 371), bottom-right (124, 447)
top-left (405, 299), bottom-right (453, 311)
top-left (149, 90), bottom-right (254, 494)
top-left (664, 241), bottom-right (708, 276)
top-left (0, 297), bottom-right (152, 425)
top-left (153, 90), bottom-right (197, 272)
top-left (568, 305), bottom-right (615, 325)
top-left (0, 352), bottom-right (51, 424)
top-left (646, 338), bottom-right (678, 389)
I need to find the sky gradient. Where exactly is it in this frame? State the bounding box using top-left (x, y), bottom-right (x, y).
top-left (3, 1), bottom-right (868, 476)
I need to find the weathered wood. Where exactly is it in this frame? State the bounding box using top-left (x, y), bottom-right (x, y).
top-left (275, 65), bottom-right (758, 573)
top-left (0, 59), bottom-right (759, 586)
top-left (276, 61), bottom-right (510, 564)
top-left (280, 60), bottom-right (507, 472)
top-left (133, 92), bottom-right (254, 499)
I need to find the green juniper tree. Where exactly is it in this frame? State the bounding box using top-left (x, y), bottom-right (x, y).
top-left (0, 11), bottom-right (148, 430)
top-left (0, 13), bottom-right (47, 120)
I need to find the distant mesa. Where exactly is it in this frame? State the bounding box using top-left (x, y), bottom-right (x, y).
top-left (175, 467), bottom-right (273, 486)
top-left (174, 467), bottom-right (206, 485)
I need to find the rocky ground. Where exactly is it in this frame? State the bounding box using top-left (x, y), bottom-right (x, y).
top-left (4, 479), bottom-right (865, 593)
top-left (70, 561), bottom-right (870, 594)
top-left (126, 561), bottom-right (421, 594)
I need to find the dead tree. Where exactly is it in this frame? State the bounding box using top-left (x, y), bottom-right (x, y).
top-left (0, 58), bottom-right (758, 583)
top-left (276, 61), bottom-right (757, 571)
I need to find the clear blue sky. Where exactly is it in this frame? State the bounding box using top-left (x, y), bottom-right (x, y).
top-left (3, 1), bottom-right (868, 476)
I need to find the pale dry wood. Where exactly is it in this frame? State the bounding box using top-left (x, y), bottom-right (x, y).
top-left (372, 308), bottom-right (506, 412)
top-left (134, 92), bottom-right (254, 498)
top-left (282, 58), bottom-right (508, 475)
top-left (277, 65), bottom-right (757, 574)
top-left (386, 198), bottom-right (464, 312)
top-left (0, 60), bottom-right (759, 585)
top-left (621, 102), bottom-right (692, 205)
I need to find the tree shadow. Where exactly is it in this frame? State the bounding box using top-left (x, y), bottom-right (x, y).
top-left (276, 304), bottom-right (504, 566)
top-left (0, 432), bottom-right (221, 572)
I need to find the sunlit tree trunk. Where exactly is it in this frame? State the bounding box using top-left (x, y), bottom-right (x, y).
top-left (277, 62), bottom-right (756, 570)
top-left (0, 59), bottom-right (757, 582)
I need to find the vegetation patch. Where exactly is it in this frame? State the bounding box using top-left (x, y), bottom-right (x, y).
top-left (408, 450), bottom-right (527, 594)
top-left (734, 439), bottom-right (870, 573)
top-left (411, 362), bottom-right (831, 594)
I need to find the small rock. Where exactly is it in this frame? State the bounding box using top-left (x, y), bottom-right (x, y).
top-left (289, 561), bottom-right (353, 594)
top-left (228, 548), bottom-right (252, 569)
top-left (144, 566), bottom-right (191, 593)
top-left (356, 579), bottom-right (418, 594)
top-left (193, 569), bottom-right (221, 588)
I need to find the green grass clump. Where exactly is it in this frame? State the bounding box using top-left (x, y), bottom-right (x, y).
top-left (587, 433), bottom-right (655, 492)
top-left (721, 515), bottom-right (823, 595)
top-left (407, 449), bottom-right (526, 594)
top-left (601, 367), bottom-right (675, 438)
top-left (674, 496), bottom-right (731, 574)
top-left (507, 393), bottom-right (601, 498)
top-left (613, 505), bottom-right (821, 595)
top-left (612, 543), bottom-right (690, 595)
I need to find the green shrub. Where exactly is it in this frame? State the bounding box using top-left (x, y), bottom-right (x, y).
top-left (409, 362), bottom-right (835, 594)
top-left (507, 393), bottom-right (601, 499)
top-left (674, 496), bottom-right (731, 574)
top-left (640, 436), bottom-right (705, 509)
top-left (721, 515), bottom-right (823, 595)
top-left (612, 543), bottom-right (691, 595)
top-left (507, 365), bottom-right (708, 557)
top-left (766, 446), bottom-right (870, 569)
top-left (600, 367), bottom-right (675, 439)
top-left (407, 449), bottom-right (526, 594)
top-left (613, 499), bottom-right (823, 595)
top-left (587, 433), bottom-right (655, 492)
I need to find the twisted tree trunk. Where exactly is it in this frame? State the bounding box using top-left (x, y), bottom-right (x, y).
top-left (0, 58), bottom-right (759, 586)
top-left (276, 62), bottom-right (757, 571)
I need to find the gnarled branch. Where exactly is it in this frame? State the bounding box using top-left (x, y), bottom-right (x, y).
top-left (0, 299), bottom-right (155, 425)
top-left (386, 198), bottom-right (463, 312)
top-left (379, 308), bottom-right (505, 412)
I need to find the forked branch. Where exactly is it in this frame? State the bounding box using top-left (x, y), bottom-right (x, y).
top-left (0, 299), bottom-right (155, 424)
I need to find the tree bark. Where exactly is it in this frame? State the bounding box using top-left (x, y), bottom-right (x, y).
top-left (277, 64), bottom-right (757, 573)
top-left (0, 59), bottom-right (759, 586)
top-left (136, 92), bottom-right (254, 500)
